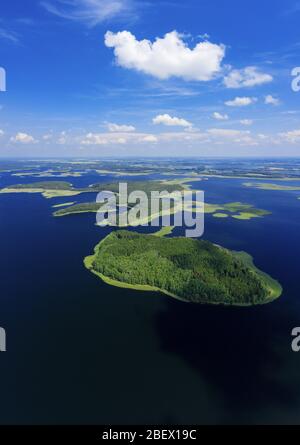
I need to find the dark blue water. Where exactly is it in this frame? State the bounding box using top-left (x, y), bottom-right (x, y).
top-left (1, 171), bottom-right (300, 424)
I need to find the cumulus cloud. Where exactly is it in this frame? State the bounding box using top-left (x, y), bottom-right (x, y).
top-left (107, 122), bottom-right (136, 132)
top-left (212, 112), bottom-right (229, 121)
top-left (225, 96), bottom-right (257, 107)
top-left (0, 129), bottom-right (4, 136)
top-left (240, 119), bottom-right (253, 126)
top-left (10, 132), bottom-right (36, 144)
top-left (104, 30), bottom-right (226, 81)
top-left (41, 0), bottom-right (135, 27)
top-left (265, 95), bottom-right (279, 105)
top-left (224, 66), bottom-right (273, 88)
top-left (152, 114), bottom-right (192, 127)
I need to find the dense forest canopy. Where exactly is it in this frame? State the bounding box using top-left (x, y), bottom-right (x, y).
top-left (89, 231), bottom-right (282, 305)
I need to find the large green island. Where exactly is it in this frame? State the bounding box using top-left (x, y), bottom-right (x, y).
top-left (84, 231), bottom-right (282, 306)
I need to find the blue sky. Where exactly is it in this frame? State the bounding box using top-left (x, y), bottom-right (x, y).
top-left (1, 0), bottom-right (300, 157)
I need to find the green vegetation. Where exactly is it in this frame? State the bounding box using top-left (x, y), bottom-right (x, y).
top-left (1, 179), bottom-right (188, 200)
top-left (53, 198), bottom-right (270, 222)
top-left (52, 202), bottom-right (76, 208)
top-left (244, 182), bottom-right (300, 191)
top-left (160, 177), bottom-right (202, 190)
top-left (53, 202), bottom-right (101, 216)
top-left (85, 231), bottom-right (282, 306)
top-left (205, 202), bottom-right (270, 220)
top-left (232, 251), bottom-right (282, 301)
top-left (200, 174), bottom-right (300, 181)
top-left (3, 179), bottom-right (270, 223)
top-left (12, 170), bottom-right (84, 178)
top-left (153, 226), bottom-right (175, 237)
top-left (98, 180), bottom-right (187, 195)
top-left (0, 181), bottom-right (83, 198)
top-left (52, 180), bottom-right (188, 218)
top-left (213, 213), bottom-right (229, 218)
top-left (3, 181), bottom-right (74, 190)
top-left (96, 169), bottom-right (152, 177)
top-left (233, 213), bottom-right (261, 220)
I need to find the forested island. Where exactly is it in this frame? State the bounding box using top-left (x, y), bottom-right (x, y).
top-left (0, 179), bottom-right (187, 199)
top-left (84, 231), bottom-right (282, 306)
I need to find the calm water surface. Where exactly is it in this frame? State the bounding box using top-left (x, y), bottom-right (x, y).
top-left (0, 172), bottom-right (300, 424)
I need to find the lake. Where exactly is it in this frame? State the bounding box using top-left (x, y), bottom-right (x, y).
top-left (1, 168), bottom-right (300, 424)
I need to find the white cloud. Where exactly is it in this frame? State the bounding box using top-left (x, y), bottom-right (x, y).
top-left (153, 114), bottom-right (192, 127)
top-left (42, 133), bottom-right (53, 140)
top-left (240, 119), bottom-right (253, 126)
top-left (10, 132), bottom-right (36, 144)
top-left (81, 131), bottom-right (159, 145)
top-left (107, 122), bottom-right (136, 132)
top-left (225, 96), bottom-right (257, 107)
top-left (157, 127), bottom-right (261, 147)
top-left (0, 129), bottom-right (4, 136)
top-left (265, 95), bottom-right (279, 105)
top-left (41, 0), bottom-right (135, 27)
top-left (81, 133), bottom-right (108, 145)
top-left (212, 112), bottom-right (229, 121)
top-left (159, 131), bottom-right (208, 143)
top-left (57, 131), bottom-right (68, 145)
top-left (206, 128), bottom-right (258, 146)
top-left (0, 28), bottom-right (19, 44)
top-left (116, 137), bottom-right (127, 144)
top-left (258, 133), bottom-right (267, 140)
top-left (234, 135), bottom-right (258, 146)
top-left (279, 129), bottom-right (300, 143)
top-left (104, 30), bottom-right (226, 81)
top-left (224, 66), bottom-right (273, 89)
top-left (141, 135), bottom-right (158, 142)
top-left (207, 128), bottom-right (250, 138)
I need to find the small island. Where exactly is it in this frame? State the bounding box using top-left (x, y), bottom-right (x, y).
top-left (244, 182), bottom-right (300, 191)
top-left (0, 181), bottom-right (82, 198)
top-left (84, 231), bottom-right (282, 306)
